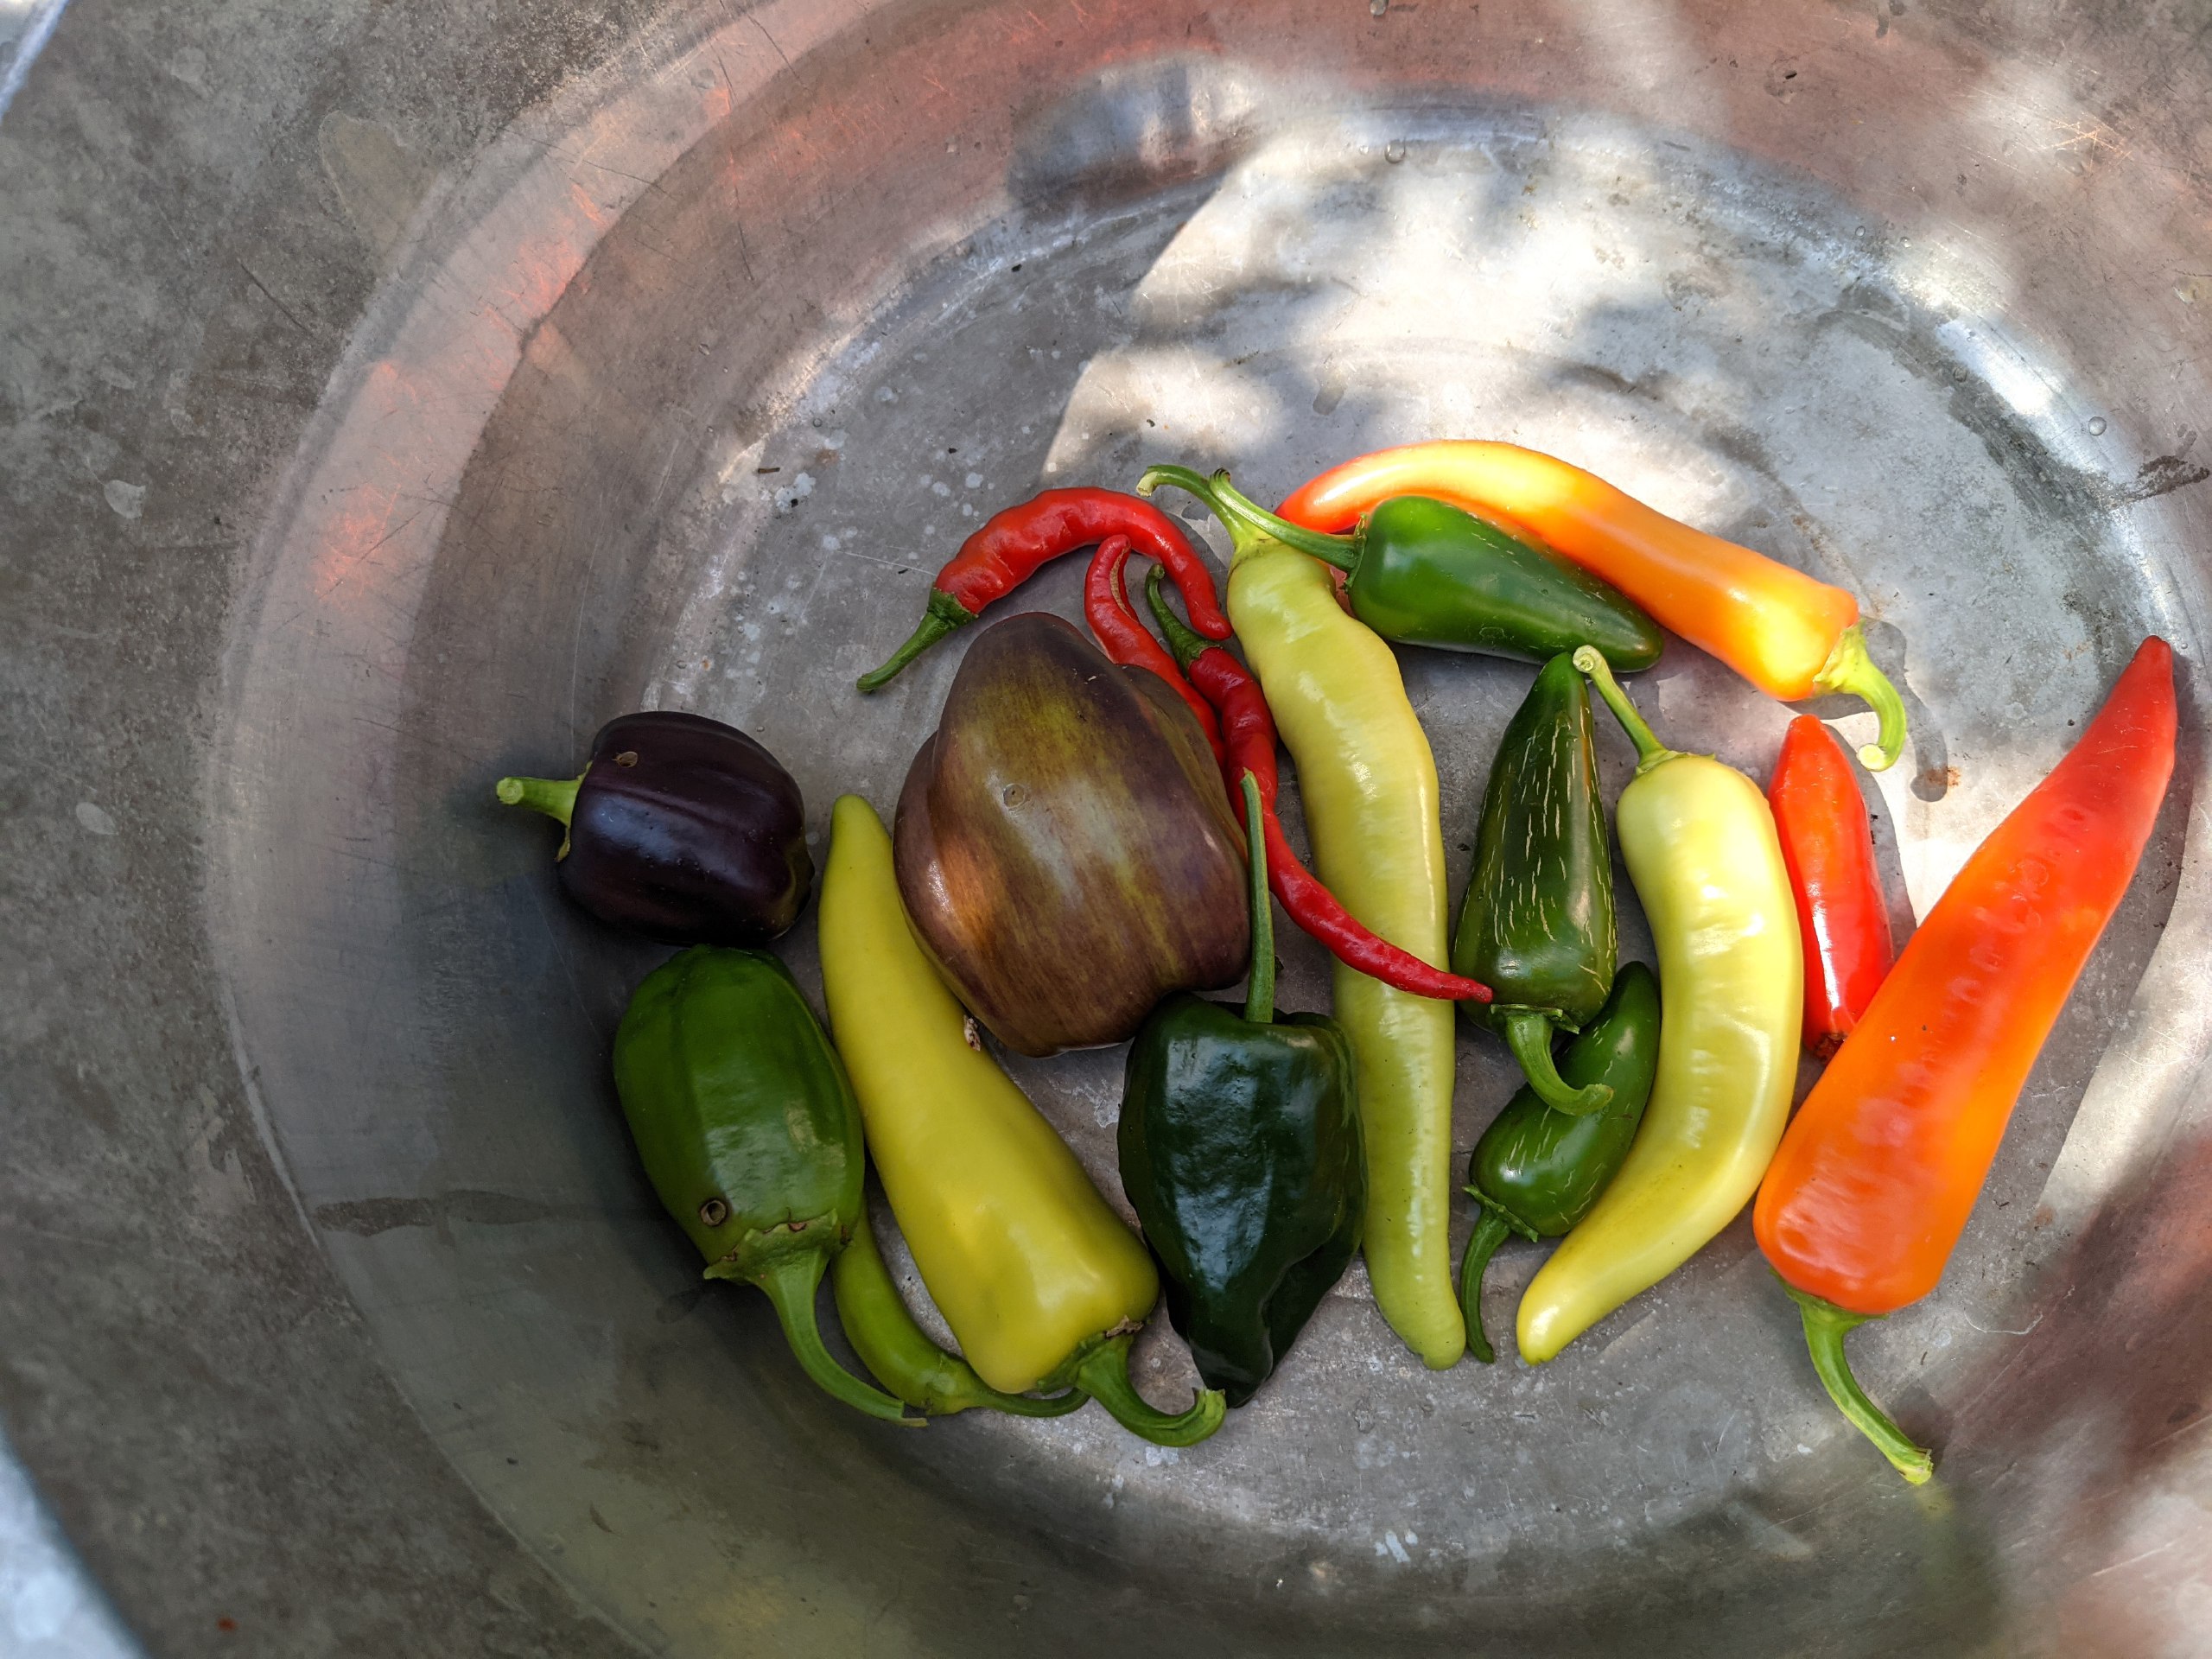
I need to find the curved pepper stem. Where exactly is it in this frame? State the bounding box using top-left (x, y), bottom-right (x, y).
top-left (831, 1219), bottom-right (1085, 1418)
top-left (1145, 563), bottom-right (1209, 674)
top-left (1140, 465), bottom-right (1350, 574)
top-left (1190, 469), bottom-right (1360, 570)
top-left (1458, 1205), bottom-right (1514, 1363)
top-left (495, 771), bottom-right (584, 858)
top-left (1055, 1332), bottom-right (1226, 1446)
top-left (1573, 646), bottom-right (1684, 777)
top-left (857, 588), bottom-right (978, 692)
top-left (1240, 771), bottom-right (1275, 1025)
top-left (739, 1251), bottom-right (919, 1426)
top-left (1811, 624), bottom-right (1910, 773)
top-left (1781, 1279), bottom-right (1935, 1484)
top-left (1500, 1010), bottom-right (1613, 1116)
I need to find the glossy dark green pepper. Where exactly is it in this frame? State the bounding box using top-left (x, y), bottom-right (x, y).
top-left (1170, 470), bottom-right (1662, 671)
top-left (1459, 962), bottom-right (1661, 1362)
top-left (1119, 775), bottom-right (1364, 1408)
top-left (1452, 651), bottom-right (1618, 1115)
top-left (613, 945), bottom-right (912, 1422)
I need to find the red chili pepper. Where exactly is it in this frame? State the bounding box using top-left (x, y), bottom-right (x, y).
top-left (1767, 715), bottom-right (1897, 1058)
top-left (856, 487), bottom-right (1231, 690)
top-left (1088, 548), bottom-right (1491, 1005)
top-left (1753, 638), bottom-right (2177, 1483)
top-left (1084, 536), bottom-right (1224, 758)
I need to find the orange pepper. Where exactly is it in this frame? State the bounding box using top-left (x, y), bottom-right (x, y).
top-left (1278, 442), bottom-right (1910, 770)
top-left (1753, 637), bottom-right (2176, 1481)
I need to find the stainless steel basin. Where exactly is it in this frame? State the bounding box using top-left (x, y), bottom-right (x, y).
top-left (3, 0), bottom-right (2209, 1652)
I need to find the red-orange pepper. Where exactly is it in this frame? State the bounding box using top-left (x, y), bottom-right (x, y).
top-left (857, 487), bottom-right (1230, 690)
top-left (1768, 716), bottom-right (1897, 1058)
top-left (1278, 442), bottom-right (1910, 770)
top-left (1753, 638), bottom-right (2176, 1482)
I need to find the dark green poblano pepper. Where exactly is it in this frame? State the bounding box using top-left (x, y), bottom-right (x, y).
top-left (1459, 962), bottom-right (1661, 1362)
top-left (1161, 470), bottom-right (1662, 671)
top-left (1119, 774), bottom-right (1364, 1408)
top-left (613, 946), bottom-right (919, 1422)
top-left (1452, 651), bottom-right (1618, 1115)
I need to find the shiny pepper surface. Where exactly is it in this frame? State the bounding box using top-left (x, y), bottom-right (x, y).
top-left (1452, 652), bottom-right (1618, 1115)
top-left (1142, 465), bottom-right (1465, 1370)
top-left (818, 794), bottom-right (1224, 1444)
top-left (1120, 775), bottom-right (1365, 1408)
top-left (1516, 651), bottom-right (1802, 1364)
top-left (613, 947), bottom-right (909, 1421)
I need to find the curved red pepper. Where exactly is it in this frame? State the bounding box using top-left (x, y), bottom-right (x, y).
top-left (1085, 543), bottom-right (1491, 1005)
top-left (1768, 716), bottom-right (1897, 1058)
top-left (1084, 535), bottom-right (1224, 759)
top-left (857, 487), bottom-right (1230, 690)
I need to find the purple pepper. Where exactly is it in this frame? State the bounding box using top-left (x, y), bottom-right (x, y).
top-left (496, 710), bottom-right (812, 946)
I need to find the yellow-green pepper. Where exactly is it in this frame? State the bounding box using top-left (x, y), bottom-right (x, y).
top-left (817, 794), bottom-right (1225, 1445)
top-left (1142, 466), bottom-right (1465, 1370)
top-left (1516, 650), bottom-right (1802, 1363)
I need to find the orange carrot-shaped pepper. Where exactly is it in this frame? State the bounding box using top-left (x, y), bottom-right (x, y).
top-left (1753, 638), bottom-right (2176, 1481)
top-left (1278, 442), bottom-right (1910, 770)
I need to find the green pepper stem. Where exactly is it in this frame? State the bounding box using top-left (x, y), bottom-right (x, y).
top-left (495, 771), bottom-right (584, 859)
top-left (1185, 468), bottom-right (1359, 571)
top-left (1139, 465), bottom-right (1344, 574)
top-left (1811, 624), bottom-right (1910, 773)
top-left (495, 772), bottom-right (582, 826)
top-left (1781, 1279), bottom-right (1935, 1484)
top-left (1240, 772), bottom-right (1275, 1025)
top-left (1501, 1010), bottom-right (1613, 1116)
top-left (749, 1252), bottom-right (919, 1426)
top-left (1573, 645), bottom-right (1682, 776)
top-left (830, 1215), bottom-right (1086, 1417)
top-left (1058, 1333), bottom-right (1226, 1446)
top-left (1458, 1206), bottom-right (1514, 1364)
top-left (1144, 563), bottom-right (1209, 673)
top-left (856, 588), bottom-right (978, 692)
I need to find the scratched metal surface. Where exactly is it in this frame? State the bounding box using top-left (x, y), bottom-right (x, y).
top-left (6, 0), bottom-right (2211, 1654)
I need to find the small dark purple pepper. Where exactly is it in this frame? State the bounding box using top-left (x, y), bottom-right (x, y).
top-left (496, 710), bottom-right (812, 945)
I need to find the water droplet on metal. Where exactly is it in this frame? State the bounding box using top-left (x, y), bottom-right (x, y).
top-left (2087, 416), bottom-right (2107, 436)
top-left (1384, 141), bottom-right (1408, 164)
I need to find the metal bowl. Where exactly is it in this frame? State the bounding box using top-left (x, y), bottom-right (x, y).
top-left (4, 1), bottom-right (2209, 1653)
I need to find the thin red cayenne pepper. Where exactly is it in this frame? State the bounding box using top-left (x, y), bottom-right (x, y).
top-left (856, 487), bottom-right (1231, 691)
top-left (1087, 550), bottom-right (1490, 1004)
top-left (1768, 715), bottom-right (1897, 1058)
top-left (1084, 536), bottom-right (1224, 758)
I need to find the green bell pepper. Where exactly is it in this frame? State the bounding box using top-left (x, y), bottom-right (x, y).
top-left (1459, 961), bottom-right (1662, 1362)
top-left (1181, 474), bottom-right (1662, 671)
top-left (1452, 651), bottom-right (1620, 1115)
top-left (613, 945), bottom-right (913, 1422)
top-left (1118, 774), bottom-right (1365, 1408)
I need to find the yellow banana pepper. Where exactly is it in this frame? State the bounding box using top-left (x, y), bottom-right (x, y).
top-left (1516, 650), bottom-right (1802, 1362)
top-left (817, 794), bottom-right (1224, 1444)
top-left (1141, 467), bottom-right (1465, 1370)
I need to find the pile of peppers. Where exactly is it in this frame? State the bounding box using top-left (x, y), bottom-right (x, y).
top-left (494, 434), bottom-right (2175, 1485)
